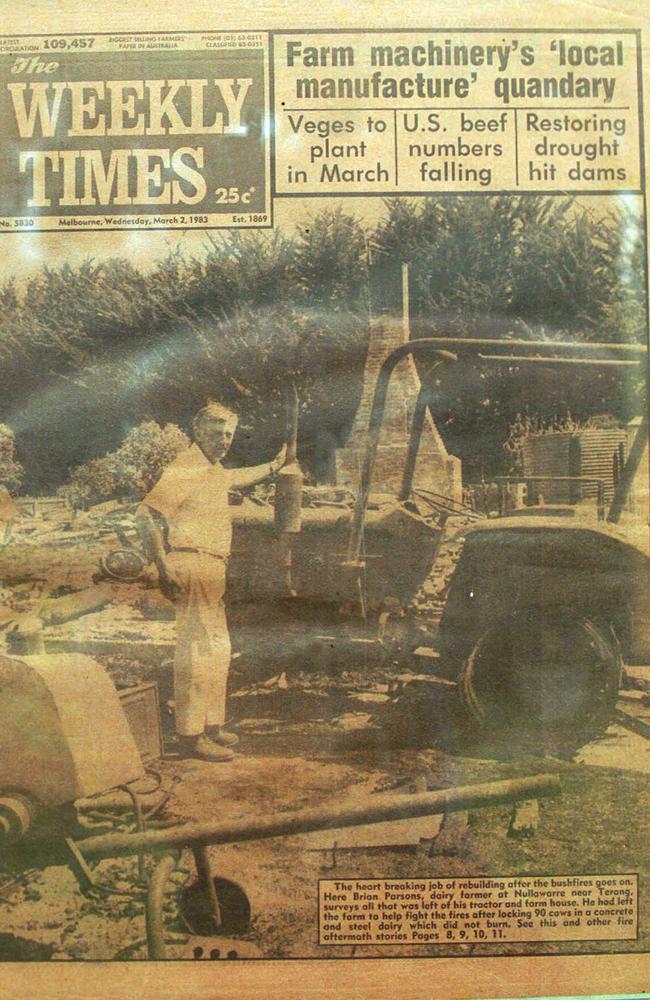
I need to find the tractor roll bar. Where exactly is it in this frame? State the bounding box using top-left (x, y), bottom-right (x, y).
top-left (345, 337), bottom-right (647, 565)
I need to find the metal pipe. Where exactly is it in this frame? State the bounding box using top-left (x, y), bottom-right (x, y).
top-left (120, 784), bottom-right (146, 881)
top-left (193, 845), bottom-right (222, 930)
top-left (275, 384), bottom-right (303, 595)
top-left (597, 481), bottom-right (605, 522)
top-left (145, 852), bottom-right (178, 960)
top-left (607, 415), bottom-right (649, 524)
top-left (478, 354), bottom-right (641, 367)
top-left (398, 386), bottom-right (430, 502)
top-left (494, 475), bottom-right (608, 483)
top-left (76, 789), bottom-right (165, 814)
top-left (76, 774), bottom-right (560, 861)
top-left (407, 336), bottom-right (647, 356)
top-left (286, 383), bottom-right (299, 465)
top-left (401, 262), bottom-right (410, 342)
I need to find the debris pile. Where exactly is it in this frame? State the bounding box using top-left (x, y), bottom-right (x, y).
top-left (410, 514), bottom-right (471, 629)
top-left (3, 498), bottom-right (141, 593)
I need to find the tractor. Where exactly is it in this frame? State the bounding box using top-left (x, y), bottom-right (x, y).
top-left (218, 336), bottom-right (648, 749)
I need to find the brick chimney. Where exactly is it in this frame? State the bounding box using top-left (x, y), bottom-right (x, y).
top-left (335, 317), bottom-right (462, 501)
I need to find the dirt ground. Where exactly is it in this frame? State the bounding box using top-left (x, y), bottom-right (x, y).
top-left (1, 511), bottom-right (650, 963)
top-left (2, 716), bottom-right (650, 963)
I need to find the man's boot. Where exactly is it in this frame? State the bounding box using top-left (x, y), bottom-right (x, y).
top-left (178, 733), bottom-right (234, 762)
top-left (206, 725), bottom-right (239, 748)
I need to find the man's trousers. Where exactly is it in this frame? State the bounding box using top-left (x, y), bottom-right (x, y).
top-left (167, 550), bottom-right (230, 736)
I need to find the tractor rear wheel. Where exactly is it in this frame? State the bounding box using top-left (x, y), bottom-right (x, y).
top-left (459, 613), bottom-right (622, 751)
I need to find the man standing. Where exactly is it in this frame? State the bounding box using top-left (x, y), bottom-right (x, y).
top-left (136, 403), bottom-right (285, 761)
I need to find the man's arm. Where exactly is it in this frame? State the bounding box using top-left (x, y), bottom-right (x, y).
top-left (229, 445), bottom-right (287, 490)
top-left (135, 505), bottom-right (181, 600)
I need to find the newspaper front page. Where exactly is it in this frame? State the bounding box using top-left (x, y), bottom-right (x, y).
top-left (0, 1), bottom-right (648, 997)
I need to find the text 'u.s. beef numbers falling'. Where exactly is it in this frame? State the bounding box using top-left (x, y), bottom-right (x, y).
top-left (273, 31), bottom-right (642, 195)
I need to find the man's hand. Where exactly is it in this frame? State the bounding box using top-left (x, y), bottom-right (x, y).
top-left (229, 444), bottom-right (289, 489)
top-left (136, 505), bottom-right (181, 601)
top-left (159, 563), bottom-right (182, 603)
top-left (274, 444), bottom-right (288, 471)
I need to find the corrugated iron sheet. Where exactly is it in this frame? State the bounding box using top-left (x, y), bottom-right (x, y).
top-left (522, 428), bottom-right (628, 505)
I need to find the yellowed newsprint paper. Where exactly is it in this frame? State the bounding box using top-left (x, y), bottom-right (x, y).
top-left (0, 0), bottom-right (648, 997)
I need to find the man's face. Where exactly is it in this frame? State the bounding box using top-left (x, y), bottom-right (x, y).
top-left (194, 417), bottom-right (236, 464)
